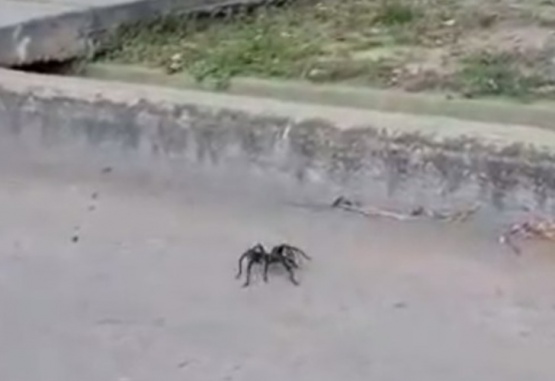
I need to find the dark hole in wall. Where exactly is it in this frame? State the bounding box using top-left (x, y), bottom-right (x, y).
top-left (11, 59), bottom-right (81, 75)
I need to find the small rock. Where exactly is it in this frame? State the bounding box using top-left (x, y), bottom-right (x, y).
top-left (410, 206), bottom-right (426, 216)
top-left (306, 68), bottom-right (328, 80)
top-left (171, 53), bottom-right (183, 62)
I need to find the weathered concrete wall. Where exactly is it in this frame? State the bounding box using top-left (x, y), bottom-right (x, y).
top-left (1, 68), bottom-right (555, 216)
top-left (0, 0), bottom-right (280, 66)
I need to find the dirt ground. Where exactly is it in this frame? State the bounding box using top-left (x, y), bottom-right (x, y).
top-left (100, 0), bottom-right (555, 100)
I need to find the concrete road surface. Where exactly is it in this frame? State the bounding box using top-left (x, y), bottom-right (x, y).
top-left (0, 159), bottom-right (555, 381)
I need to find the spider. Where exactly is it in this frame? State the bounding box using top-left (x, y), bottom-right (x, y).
top-left (235, 243), bottom-right (311, 287)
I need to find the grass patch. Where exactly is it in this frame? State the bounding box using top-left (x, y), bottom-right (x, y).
top-left (101, 3), bottom-right (325, 87)
top-left (97, 0), bottom-right (555, 100)
top-left (99, 0), bottom-right (456, 87)
top-left (454, 52), bottom-right (552, 99)
top-left (373, 0), bottom-right (419, 25)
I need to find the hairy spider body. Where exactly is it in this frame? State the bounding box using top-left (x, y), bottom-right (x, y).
top-left (271, 244), bottom-right (311, 268)
top-left (236, 243), bottom-right (310, 287)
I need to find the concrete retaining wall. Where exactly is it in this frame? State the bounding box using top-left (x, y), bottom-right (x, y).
top-left (1, 68), bottom-right (555, 216)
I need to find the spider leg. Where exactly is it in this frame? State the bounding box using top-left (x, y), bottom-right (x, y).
top-left (282, 244), bottom-right (311, 261)
top-left (292, 246), bottom-right (311, 261)
top-left (236, 252), bottom-right (250, 279)
top-left (500, 231), bottom-right (522, 255)
top-left (253, 243), bottom-right (266, 252)
top-left (263, 257), bottom-right (271, 283)
top-left (280, 258), bottom-right (299, 286)
top-left (507, 238), bottom-right (522, 255)
top-left (242, 257), bottom-right (257, 288)
top-left (284, 256), bottom-right (299, 269)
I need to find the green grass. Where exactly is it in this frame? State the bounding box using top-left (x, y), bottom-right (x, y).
top-left (97, 0), bottom-right (555, 100)
top-left (99, 0), bottom-right (456, 87)
top-left (454, 52), bottom-right (553, 99)
top-left (373, 0), bottom-right (419, 25)
top-left (102, 4), bottom-right (325, 87)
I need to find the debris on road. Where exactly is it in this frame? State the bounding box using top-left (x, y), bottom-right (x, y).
top-left (88, 191), bottom-right (100, 212)
top-left (331, 196), bottom-right (479, 223)
top-left (499, 218), bottom-right (555, 255)
top-left (331, 196), bottom-right (415, 221)
top-left (393, 301), bottom-right (408, 309)
top-left (410, 205), bottom-right (479, 223)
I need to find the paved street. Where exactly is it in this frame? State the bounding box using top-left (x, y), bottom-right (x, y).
top-left (0, 158), bottom-right (554, 381)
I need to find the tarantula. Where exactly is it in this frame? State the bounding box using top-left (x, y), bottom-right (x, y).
top-left (235, 243), bottom-right (311, 287)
